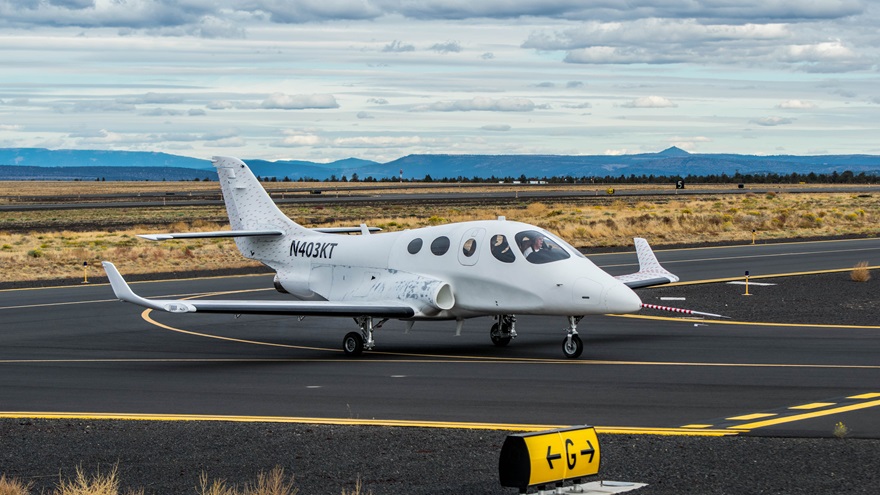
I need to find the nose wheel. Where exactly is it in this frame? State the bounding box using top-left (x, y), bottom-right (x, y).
top-left (561, 316), bottom-right (584, 359)
top-left (562, 334), bottom-right (583, 359)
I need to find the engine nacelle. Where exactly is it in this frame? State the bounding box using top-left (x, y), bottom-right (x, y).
top-left (363, 273), bottom-right (455, 316)
top-left (273, 272), bottom-right (322, 301)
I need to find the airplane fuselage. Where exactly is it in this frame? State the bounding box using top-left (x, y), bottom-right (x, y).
top-left (267, 218), bottom-right (642, 319)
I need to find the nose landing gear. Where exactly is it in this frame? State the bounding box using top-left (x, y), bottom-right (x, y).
top-left (562, 316), bottom-right (584, 359)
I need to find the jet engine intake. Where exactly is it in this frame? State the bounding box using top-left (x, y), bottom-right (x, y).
top-left (273, 272), bottom-right (323, 301)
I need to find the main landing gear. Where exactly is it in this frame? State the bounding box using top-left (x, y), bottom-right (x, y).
top-left (343, 316), bottom-right (388, 356)
top-left (562, 316), bottom-right (584, 359)
top-left (490, 314), bottom-right (517, 347)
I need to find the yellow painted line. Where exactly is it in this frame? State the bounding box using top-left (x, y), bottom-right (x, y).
top-left (0, 412), bottom-right (737, 436)
top-left (789, 402), bottom-right (836, 410)
top-left (848, 393), bottom-right (880, 399)
top-left (618, 313), bottom-right (880, 330)
top-left (680, 424), bottom-right (714, 429)
top-left (0, 288), bottom-right (271, 311)
top-left (662, 265), bottom-right (879, 287)
top-left (0, 272), bottom-right (272, 293)
top-left (734, 399), bottom-right (880, 430)
top-left (726, 413), bottom-right (777, 421)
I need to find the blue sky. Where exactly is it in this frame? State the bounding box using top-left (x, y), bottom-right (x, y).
top-left (1, 1), bottom-right (878, 162)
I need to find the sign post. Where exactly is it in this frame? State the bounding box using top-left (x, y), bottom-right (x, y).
top-left (499, 425), bottom-right (600, 493)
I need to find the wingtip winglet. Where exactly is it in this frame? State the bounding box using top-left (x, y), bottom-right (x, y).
top-left (102, 261), bottom-right (134, 302)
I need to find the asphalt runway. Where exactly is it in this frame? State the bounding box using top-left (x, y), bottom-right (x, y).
top-left (3, 184), bottom-right (879, 212)
top-left (1, 238), bottom-right (878, 439)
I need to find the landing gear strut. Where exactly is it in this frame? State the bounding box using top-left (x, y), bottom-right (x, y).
top-left (490, 314), bottom-right (517, 347)
top-left (562, 316), bottom-right (584, 359)
top-left (343, 317), bottom-right (386, 356)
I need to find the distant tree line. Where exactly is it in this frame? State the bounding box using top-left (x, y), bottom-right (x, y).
top-left (237, 170), bottom-right (879, 184)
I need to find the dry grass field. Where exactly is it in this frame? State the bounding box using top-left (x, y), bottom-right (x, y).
top-left (0, 466), bottom-right (309, 495)
top-left (1, 188), bottom-right (877, 283)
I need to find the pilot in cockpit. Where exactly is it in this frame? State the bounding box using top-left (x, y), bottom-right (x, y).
top-left (518, 231), bottom-right (569, 264)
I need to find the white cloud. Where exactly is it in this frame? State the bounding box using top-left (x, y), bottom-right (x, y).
top-left (777, 99), bottom-right (817, 109)
top-left (261, 93), bottom-right (340, 110)
top-left (751, 116), bottom-right (795, 126)
top-left (272, 132), bottom-right (324, 147)
top-left (412, 97), bottom-right (536, 112)
top-left (207, 101), bottom-right (235, 110)
top-left (621, 96), bottom-right (676, 108)
top-left (332, 136), bottom-right (426, 148)
top-left (0, 0), bottom-right (878, 160)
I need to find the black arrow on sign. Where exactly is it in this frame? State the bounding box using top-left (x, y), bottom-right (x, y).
top-left (580, 440), bottom-right (595, 463)
top-left (546, 445), bottom-right (562, 469)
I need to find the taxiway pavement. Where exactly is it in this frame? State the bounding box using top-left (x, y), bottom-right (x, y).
top-left (1, 238), bottom-right (878, 438)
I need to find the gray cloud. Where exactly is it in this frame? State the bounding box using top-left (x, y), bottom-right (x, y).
top-left (430, 41), bottom-right (462, 53)
top-left (383, 40), bottom-right (415, 52)
top-left (751, 116), bottom-right (795, 126)
top-left (0, 1), bottom-right (867, 30)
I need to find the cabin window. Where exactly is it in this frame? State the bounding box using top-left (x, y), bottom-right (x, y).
top-left (407, 238), bottom-right (423, 254)
top-left (462, 238), bottom-right (477, 257)
top-left (430, 236), bottom-right (450, 256)
top-left (515, 230), bottom-right (571, 264)
top-left (490, 234), bottom-right (515, 263)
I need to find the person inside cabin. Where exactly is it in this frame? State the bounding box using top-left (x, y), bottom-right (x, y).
top-left (491, 234), bottom-right (515, 263)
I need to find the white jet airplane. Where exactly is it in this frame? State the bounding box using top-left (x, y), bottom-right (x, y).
top-left (103, 156), bottom-right (683, 359)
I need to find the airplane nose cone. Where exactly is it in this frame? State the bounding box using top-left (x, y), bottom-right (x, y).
top-left (605, 283), bottom-right (642, 314)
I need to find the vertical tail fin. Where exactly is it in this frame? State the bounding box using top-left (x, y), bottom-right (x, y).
top-left (212, 156), bottom-right (305, 264)
top-left (213, 156), bottom-right (301, 233)
top-left (614, 237), bottom-right (679, 289)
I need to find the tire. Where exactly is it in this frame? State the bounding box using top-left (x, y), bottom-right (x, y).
top-left (562, 334), bottom-right (583, 359)
top-left (490, 323), bottom-right (511, 347)
top-left (343, 332), bottom-right (364, 356)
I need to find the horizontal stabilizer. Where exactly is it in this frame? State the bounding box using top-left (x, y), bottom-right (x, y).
top-left (102, 262), bottom-right (415, 318)
top-left (313, 225), bottom-right (381, 235)
top-left (138, 230), bottom-right (284, 241)
top-left (614, 238), bottom-right (680, 289)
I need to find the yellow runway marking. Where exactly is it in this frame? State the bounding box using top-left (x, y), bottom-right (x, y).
top-left (617, 313), bottom-right (880, 330)
top-left (789, 402), bottom-right (836, 410)
top-left (734, 399), bottom-right (880, 430)
top-left (0, 412), bottom-right (738, 436)
top-left (726, 413), bottom-right (777, 421)
top-left (849, 393), bottom-right (880, 399)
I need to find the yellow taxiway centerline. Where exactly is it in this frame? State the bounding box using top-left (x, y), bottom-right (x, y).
top-left (0, 411), bottom-right (738, 436)
top-left (733, 399), bottom-right (880, 430)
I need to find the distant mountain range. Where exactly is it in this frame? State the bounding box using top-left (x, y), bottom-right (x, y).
top-left (0, 147), bottom-right (878, 181)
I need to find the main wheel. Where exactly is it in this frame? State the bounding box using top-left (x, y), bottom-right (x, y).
top-left (343, 332), bottom-right (364, 356)
top-left (490, 323), bottom-right (511, 347)
top-left (562, 334), bottom-right (583, 359)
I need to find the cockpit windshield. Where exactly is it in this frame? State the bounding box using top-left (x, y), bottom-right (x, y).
top-left (514, 230), bottom-right (574, 264)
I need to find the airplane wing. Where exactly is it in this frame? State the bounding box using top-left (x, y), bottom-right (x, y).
top-left (102, 262), bottom-right (416, 318)
top-left (614, 237), bottom-right (680, 289)
top-left (138, 230), bottom-right (283, 241)
top-left (138, 226), bottom-right (379, 241)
